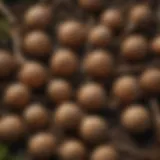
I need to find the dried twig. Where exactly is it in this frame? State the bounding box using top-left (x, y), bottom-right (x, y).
top-left (0, 0), bottom-right (25, 64)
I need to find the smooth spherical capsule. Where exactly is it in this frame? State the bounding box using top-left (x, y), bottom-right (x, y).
top-left (121, 105), bottom-right (151, 133)
top-left (4, 83), bottom-right (31, 109)
top-left (18, 62), bottom-right (48, 88)
top-left (50, 48), bottom-right (79, 76)
top-left (112, 76), bottom-right (140, 103)
top-left (151, 36), bottom-right (160, 56)
top-left (57, 21), bottom-right (86, 47)
top-left (139, 68), bottom-right (160, 93)
top-left (121, 35), bottom-right (148, 60)
top-left (83, 50), bottom-right (114, 78)
top-left (28, 133), bottom-right (56, 158)
top-left (78, 0), bottom-right (103, 12)
top-left (91, 145), bottom-right (118, 160)
top-left (0, 115), bottom-right (25, 141)
top-left (23, 103), bottom-right (49, 131)
top-left (54, 102), bottom-right (84, 130)
top-left (23, 31), bottom-right (52, 57)
top-left (58, 139), bottom-right (86, 160)
top-left (47, 79), bottom-right (73, 104)
top-left (80, 116), bottom-right (108, 143)
top-left (100, 9), bottom-right (123, 30)
top-left (0, 50), bottom-right (17, 77)
top-left (24, 4), bottom-right (52, 29)
top-left (129, 4), bottom-right (152, 25)
top-left (88, 25), bottom-right (112, 47)
top-left (77, 83), bottom-right (106, 111)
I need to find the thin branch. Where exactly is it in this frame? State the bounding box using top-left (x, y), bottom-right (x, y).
top-left (0, 0), bottom-right (25, 64)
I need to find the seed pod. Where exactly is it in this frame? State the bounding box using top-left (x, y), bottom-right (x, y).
top-left (23, 31), bottom-right (52, 57)
top-left (24, 4), bottom-right (52, 29)
top-left (100, 9), bottom-right (123, 30)
top-left (121, 35), bottom-right (148, 61)
top-left (28, 132), bottom-right (56, 158)
top-left (78, 0), bottom-right (103, 12)
top-left (88, 25), bottom-right (112, 47)
top-left (112, 76), bottom-right (140, 103)
top-left (47, 79), bottom-right (73, 104)
top-left (54, 102), bottom-right (84, 130)
top-left (129, 4), bottom-right (152, 25)
top-left (151, 36), bottom-right (160, 56)
top-left (57, 21), bottom-right (86, 47)
top-left (77, 83), bottom-right (106, 111)
top-left (91, 145), bottom-right (118, 160)
top-left (4, 83), bottom-right (31, 109)
top-left (50, 48), bottom-right (79, 76)
top-left (0, 115), bottom-right (25, 141)
top-left (80, 116), bottom-right (108, 143)
top-left (58, 139), bottom-right (86, 160)
top-left (0, 50), bottom-right (17, 78)
top-left (23, 103), bottom-right (49, 131)
top-left (121, 105), bottom-right (151, 133)
top-left (139, 68), bottom-right (160, 93)
top-left (18, 61), bottom-right (48, 88)
top-left (83, 50), bottom-right (114, 78)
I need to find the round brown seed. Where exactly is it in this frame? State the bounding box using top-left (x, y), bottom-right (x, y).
top-left (18, 61), bottom-right (48, 88)
top-left (58, 139), bottom-right (86, 160)
top-left (54, 102), bottom-right (84, 130)
top-left (50, 48), bottom-right (79, 76)
top-left (80, 116), bottom-right (108, 143)
top-left (23, 103), bottom-right (49, 130)
top-left (112, 76), bottom-right (140, 103)
top-left (24, 4), bottom-right (52, 29)
top-left (57, 21), bottom-right (86, 47)
top-left (91, 145), bottom-right (118, 160)
top-left (23, 31), bottom-right (52, 57)
top-left (0, 115), bottom-right (25, 141)
top-left (47, 79), bottom-right (73, 104)
top-left (4, 83), bottom-right (30, 109)
top-left (83, 50), bottom-right (114, 78)
top-left (151, 36), bottom-right (160, 56)
top-left (121, 105), bottom-right (151, 133)
top-left (28, 132), bottom-right (56, 158)
top-left (77, 83), bottom-right (106, 111)
top-left (88, 25), bottom-right (112, 47)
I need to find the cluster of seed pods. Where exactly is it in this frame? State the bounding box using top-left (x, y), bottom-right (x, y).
top-left (0, 0), bottom-right (160, 160)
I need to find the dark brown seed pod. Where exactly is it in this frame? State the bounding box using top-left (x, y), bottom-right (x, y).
top-left (121, 105), bottom-right (151, 133)
top-left (112, 76), bottom-right (140, 103)
top-left (53, 102), bottom-right (84, 130)
top-left (0, 50), bottom-right (17, 77)
top-left (18, 61), bottom-right (48, 88)
top-left (23, 31), bottom-right (52, 57)
top-left (78, 0), bottom-right (103, 12)
top-left (80, 116), bottom-right (108, 143)
top-left (83, 50), bottom-right (114, 78)
top-left (151, 36), bottom-right (160, 56)
top-left (100, 9), bottom-right (123, 30)
top-left (4, 83), bottom-right (31, 109)
top-left (129, 4), bottom-right (152, 25)
top-left (24, 4), bottom-right (52, 29)
top-left (88, 25), bottom-right (112, 47)
top-left (77, 83), bottom-right (106, 111)
top-left (91, 145), bottom-right (118, 160)
top-left (57, 21), bottom-right (86, 47)
top-left (23, 103), bottom-right (49, 131)
top-left (28, 132), bottom-right (56, 158)
top-left (139, 68), bottom-right (160, 93)
top-left (50, 48), bottom-right (79, 76)
top-left (58, 139), bottom-right (86, 160)
top-left (47, 79), bottom-right (73, 104)
top-left (0, 115), bottom-right (25, 141)
top-left (121, 35), bottom-right (148, 61)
